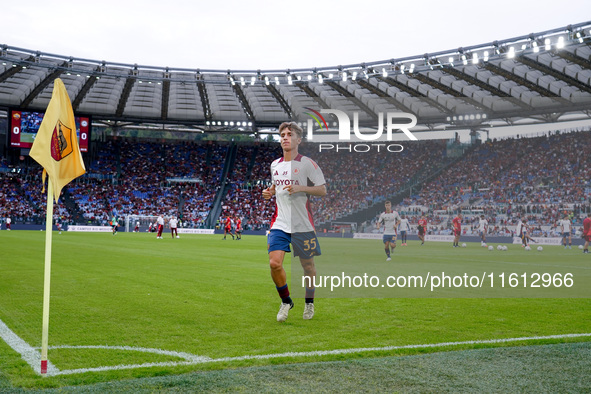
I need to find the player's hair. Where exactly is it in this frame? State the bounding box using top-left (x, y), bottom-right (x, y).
top-left (278, 121), bottom-right (303, 139)
top-left (385, 201), bottom-right (391, 205)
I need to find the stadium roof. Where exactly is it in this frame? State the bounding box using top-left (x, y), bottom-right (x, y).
top-left (1, 21), bottom-right (591, 134)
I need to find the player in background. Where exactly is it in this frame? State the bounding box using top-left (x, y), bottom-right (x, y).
top-left (559, 215), bottom-right (572, 249)
top-left (134, 221), bottom-right (140, 232)
top-left (235, 216), bottom-right (242, 240)
top-left (111, 215), bottom-right (118, 235)
top-left (222, 215), bottom-right (235, 240)
top-left (377, 201), bottom-right (401, 260)
top-left (417, 215), bottom-right (427, 245)
top-left (56, 219), bottom-right (62, 234)
top-left (398, 214), bottom-right (410, 246)
top-left (262, 121), bottom-right (326, 322)
top-left (478, 215), bottom-right (488, 247)
top-left (515, 216), bottom-right (528, 247)
top-left (156, 215), bottom-right (164, 239)
top-left (452, 213), bottom-right (462, 247)
top-left (5, 217), bottom-right (11, 231)
top-left (170, 216), bottom-right (179, 239)
top-left (582, 212), bottom-right (591, 254)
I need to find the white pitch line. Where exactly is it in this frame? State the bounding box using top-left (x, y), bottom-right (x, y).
top-left (0, 318), bottom-right (59, 375)
top-left (46, 333), bottom-right (591, 377)
top-left (45, 345), bottom-right (212, 363)
top-left (1, 316), bottom-right (590, 377)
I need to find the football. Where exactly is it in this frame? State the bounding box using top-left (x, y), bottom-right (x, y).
top-left (497, 245), bottom-right (502, 250)
top-left (579, 245), bottom-right (584, 250)
top-left (537, 246), bottom-right (543, 251)
top-left (461, 243), bottom-right (467, 248)
top-left (488, 246), bottom-right (494, 251)
top-left (525, 246), bottom-right (531, 251)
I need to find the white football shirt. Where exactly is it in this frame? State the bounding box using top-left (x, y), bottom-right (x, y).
top-left (559, 219), bottom-right (571, 232)
top-left (479, 219), bottom-right (488, 232)
top-left (399, 218), bottom-right (410, 232)
top-left (270, 154), bottom-right (325, 233)
top-left (378, 211), bottom-right (401, 235)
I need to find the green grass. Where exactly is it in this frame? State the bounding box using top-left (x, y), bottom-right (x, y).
top-left (30, 343), bottom-right (591, 393)
top-left (0, 231), bottom-right (590, 390)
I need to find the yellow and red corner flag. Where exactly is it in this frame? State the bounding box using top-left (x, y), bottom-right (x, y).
top-left (29, 78), bottom-right (86, 375)
top-left (30, 78), bottom-right (86, 202)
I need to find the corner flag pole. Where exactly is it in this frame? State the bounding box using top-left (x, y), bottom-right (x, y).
top-left (40, 178), bottom-right (54, 375)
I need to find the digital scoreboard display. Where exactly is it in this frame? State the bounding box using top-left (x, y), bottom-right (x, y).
top-left (9, 109), bottom-right (91, 152)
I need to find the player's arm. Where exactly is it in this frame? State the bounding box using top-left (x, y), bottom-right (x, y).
top-left (284, 184), bottom-right (327, 197)
top-left (262, 184), bottom-right (276, 200)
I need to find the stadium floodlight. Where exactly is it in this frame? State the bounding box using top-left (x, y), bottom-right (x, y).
top-left (448, 56), bottom-right (454, 66)
top-left (400, 65), bottom-right (405, 74)
top-left (452, 116), bottom-right (457, 121)
top-left (206, 121), bottom-right (210, 126)
top-left (217, 121), bottom-right (222, 126)
top-left (230, 77), bottom-right (235, 86)
top-left (363, 70), bottom-right (369, 79)
top-left (483, 51), bottom-right (489, 61)
top-left (247, 122), bottom-right (252, 126)
top-left (482, 113), bottom-right (487, 119)
top-left (461, 55), bottom-right (468, 65)
top-left (264, 76), bottom-right (269, 85)
top-left (224, 121), bottom-right (229, 126)
top-left (446, 116), bottom-right (451, 121)
top-left (470, 114), bottom-right (475, 120)
top-left (328, 73), bottom-right (334, 79)
top-left (307, 75), bottom-right (312, 81)
top-left (352, 71), bottom-right (357, 80)
top-left (274, 76), bottom-right (280, 85)
top-left (557, 36), bottom-right (565, 49)
top-left (242, 122), bottom-right (247, 126)
top-left (533, 42), bottom-right (539, 53)
top-left (287, 75), bottom-right (293, 85)
top-left (296, 75), bottom-right (302, 81)
top-left (544, 38), bottom-right (551, 50)
top-left (472, 53), bottom-right (479, 65)
top-left (576, 32), bottom-right (583, 43)
top-left (342, 71), bottom-right (347, 81)
top-left (459, 115), bottom-right (464, 120)
top-left (318, 74), bottom-right (324, 84)
top-left (240, 76), bottom-right (245, 86)
top-left (521, 44), bottom-right (527, 50)
top-left (476, 114), bottom-right (481, 119)
top-left (507, 47), bottom-right (515, 58)
top-left (382, 68), bottom-right (388, 77)
top-left (409, 63), bottom-right (415, 73)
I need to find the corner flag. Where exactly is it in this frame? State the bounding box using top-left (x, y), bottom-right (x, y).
top-left (30, 78), bottom-right (86, 202)
top-left (29, 78), bottom-right (86, 375)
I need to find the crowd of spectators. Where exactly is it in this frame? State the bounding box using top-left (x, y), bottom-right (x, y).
top-left (1, 129), bottom-right (589, 234)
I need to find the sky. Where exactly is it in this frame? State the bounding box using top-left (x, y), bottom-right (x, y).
top-left (1, 0), bottom-right (589, 71)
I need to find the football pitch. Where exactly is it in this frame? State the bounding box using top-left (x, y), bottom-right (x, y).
top-left (0, 231), bottom-right (590, 390)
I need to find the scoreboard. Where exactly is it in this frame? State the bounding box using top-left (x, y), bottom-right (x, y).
top-left (9, 109), bottom-right (90, 152)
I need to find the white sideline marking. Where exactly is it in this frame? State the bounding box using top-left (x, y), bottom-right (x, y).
top-left (1, 317), bottom-right (590, 377)
top-left (0, 319), bottom-right (59, 375)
